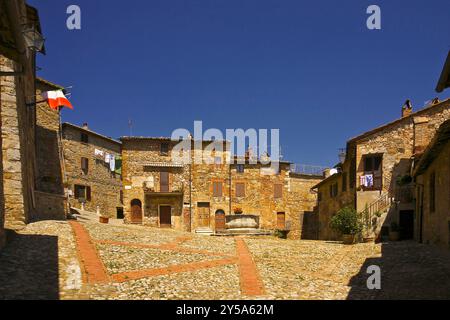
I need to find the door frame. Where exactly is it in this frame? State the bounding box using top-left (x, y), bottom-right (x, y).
top-left (197, 202), bottom-right (211, 228)
top-left (130, 199), bottom-right (143, 224)
top-left (158, 204), bottom-right (172, 227)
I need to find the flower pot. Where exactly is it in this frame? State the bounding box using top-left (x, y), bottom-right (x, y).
top-left (342, 234), bottom-right (355, 245)
top-left (389, 231), bottom-right (400, 241)
top-left (99, 216), bottom-right (109, 224)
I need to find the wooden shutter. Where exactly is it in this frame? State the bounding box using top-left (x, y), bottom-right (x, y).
top-left (235, 183), bottom-right (245, 197)
top-left (86, 186), bottom-right (91, 201)
top-left (277, 212), bottom-right (286, 229)
top-left (81, 157), bottom-right (89, 174)
top-left (213, 181), bottom-right (222, 197)
top-left (274, 184), bottom-right (283, 199)
top-left (160, 171), bottom-right (169, 192)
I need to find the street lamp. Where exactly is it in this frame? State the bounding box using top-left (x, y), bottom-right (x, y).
top-left (22, 25), bottom-right (45, 52)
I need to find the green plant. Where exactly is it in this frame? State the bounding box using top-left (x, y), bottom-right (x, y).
top-left (396, 174), bottom-right (412, 186)
top-left (274, 229), bottom-right (287, 239)
top-left (374, 211), bottom-right (383, 218)
top-left (390, 222), bottom-right (399, 232)
top-left (329, 206), bottom-right (363, 235)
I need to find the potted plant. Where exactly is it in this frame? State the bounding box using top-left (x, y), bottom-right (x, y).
top-left (389, 222), bottom-right (400, 241)
top-left (330, 206), bottom-right (363, 245)
top-left (233, 207), bottom-right (243, 214)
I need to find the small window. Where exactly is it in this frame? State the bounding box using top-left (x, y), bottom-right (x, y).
top-left (236, 164), bottom-right (244, 173)
top-left (329, 183), bottom-right (338, 198)
top-left (81, 133), bottom-right (89, 143)
top-left (160, 142), bottom-right (169, 155)
top-left (342, 172), bottom-right (347, 192)
top-left (74, 185), bottom-right (91, 201)
top-left (213, 181), bottom-right (223, 197)
top-left (429, 172), bottom-right (436, 212)
top-left (274, 184), bottom-right (283, 199)
top-left (81, 157), bottom-right (89, 174)
top-left (214, 156), bottom-right (222, 166)
top-left (235, 182), bottom-right (245, 197)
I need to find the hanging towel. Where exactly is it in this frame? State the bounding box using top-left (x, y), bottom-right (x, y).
top-left (105, 153), bottom-right (111, 163)
top-left (94, 149), bottom-right (104, 157)
top-left (366, 174), bottom-right (374, 187)
top-left (360, 175), bottom-right (366, 187)
top-left (109, 156), bottom-right (115, 171)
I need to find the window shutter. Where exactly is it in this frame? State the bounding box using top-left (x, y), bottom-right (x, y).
top-left (213, 182), bottom-right (222, 197)
top-left (86, 186), bottom-right (91, 201)
top-left (274, 184), bottom-right (283, 198)
top-left (236, 183), bottom-right (245, 197)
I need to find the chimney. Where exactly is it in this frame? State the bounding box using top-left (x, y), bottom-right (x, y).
top-left (401, 99), bottom-right (413, 118)
top-left (82, 122), bottom-right (88, 129)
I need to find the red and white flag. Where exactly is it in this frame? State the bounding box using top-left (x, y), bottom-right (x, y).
top-left (41, 90), bottom-right (73, 110)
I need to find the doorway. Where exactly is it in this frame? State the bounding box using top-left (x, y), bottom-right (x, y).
top-left (277, 212), bottom-right (286, 230)
top-left (130, 199), bottom-right (142, 224)
top-left (116, 207), bottom-right (124, 219)
top-left (197, 202), bottom-right (210, 228)
top-left (399, 210), bottom-right (414, 240)
top-left (159, 205), bottom-right (172, 227)
top-left (215, 209), bottom-right (226, 231)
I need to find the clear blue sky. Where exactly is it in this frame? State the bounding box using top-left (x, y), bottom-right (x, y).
top-left (29, 0), bottom-right (450, 167)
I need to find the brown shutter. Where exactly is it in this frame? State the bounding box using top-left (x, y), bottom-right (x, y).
top-left (86, 186), bottom-right (91, 201)
top-left (274, 184), bottom-right (283, 199)
top-left (213, 182), bottom-right (222, 197)
top-left (236, 183), bottom-right (245, 197)
top-left (160, 171), bottom-right (169, 192)
top-left (81, 157), bottom-right (89, 174)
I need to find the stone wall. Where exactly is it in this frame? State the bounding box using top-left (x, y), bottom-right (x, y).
top-left (0, 53), bottom-right (37, 229)
top-left (415, 140), bottom-right (450, 249)
top-left (62, 124), bottom-right (122, 217)
top-left (122, 138), bottom-right (322, 238)
top-left (34, 80), bottom-right (66, 220)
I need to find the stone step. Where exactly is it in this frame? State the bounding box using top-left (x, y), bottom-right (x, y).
top-left (195, 228), bottom-right (213, 235)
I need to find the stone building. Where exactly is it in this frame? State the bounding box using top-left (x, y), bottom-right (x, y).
top-left (0, 0), bottom-right (46, 249)
top-left (62, 123), bottom-right (122, 218)
top-left (312, 99), bottom-right (450, 241)
top-left (121, 137), bottom-right (322, 239)
top-left (413, 119), bottom-right (450, 249)
top-left (34, 78), bottom-right (67, 220)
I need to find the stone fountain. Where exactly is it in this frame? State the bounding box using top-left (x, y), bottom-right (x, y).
top-left (216, 214), bottom-right (271, 235)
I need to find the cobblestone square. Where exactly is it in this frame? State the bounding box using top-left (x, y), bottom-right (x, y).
top-left (1, 219), bottom-right (450, 300)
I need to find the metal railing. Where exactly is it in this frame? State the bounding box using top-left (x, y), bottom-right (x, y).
top-left (360, 192), bottom-right (393, 233)
top-left (290, 164), bottom-right (327, 176)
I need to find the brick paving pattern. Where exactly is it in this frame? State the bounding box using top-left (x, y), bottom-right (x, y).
top-left (1, 219), bottom-right (450, 299)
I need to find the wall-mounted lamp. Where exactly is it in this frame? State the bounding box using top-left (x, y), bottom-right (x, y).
top-left (22, 25), bottom-right (45, 52)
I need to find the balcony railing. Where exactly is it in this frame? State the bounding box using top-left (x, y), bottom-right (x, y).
top-left (290, 164), bottom-right (327, 176)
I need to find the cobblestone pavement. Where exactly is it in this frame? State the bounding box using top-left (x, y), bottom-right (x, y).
top-left (1, 218), bottom-right (450, 300)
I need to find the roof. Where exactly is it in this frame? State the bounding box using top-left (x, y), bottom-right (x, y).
top-left (436, 51), bottom-right (450, 93)
top-left (413, 119), bottom-right (450, 176)
top-left (120, 136), bottom-right (228, 144)
top-left (62, 122), bottom-right (121, 145)
top-left (311, 171), bottom-right (341, 190)
top-left (36, 77), bottom-right (65, 90)
top-left (141, 162), bottom-right (185, 168)
top-left (347, 98), bottom-right (450, 144)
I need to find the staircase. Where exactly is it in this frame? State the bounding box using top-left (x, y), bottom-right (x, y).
top-left (195, 227), bottom-right (213, 236)
top-left (359, 193), bottom-right (393, 240)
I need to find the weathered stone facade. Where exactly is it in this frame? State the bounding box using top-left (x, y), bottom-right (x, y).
top-left (0, 2), bottom-right (45, 234)
top-left (34, 78), bottom-right (66, 220)
top-left (62, 123), bottom-right (122, 218)
top-left (314, 99), bottom-right (450, 241)
top-left (413, 120), bottom-right (450, 249)
top-left (121, 137), bottom-right (322, 239)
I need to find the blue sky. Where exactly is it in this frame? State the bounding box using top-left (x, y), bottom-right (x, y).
top-left (29, 0), bottom-right (450, 166)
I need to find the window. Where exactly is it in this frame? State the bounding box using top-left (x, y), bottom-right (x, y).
top-left (214, 156), bottom-right (222, 167)
top-left (160, 171), bottom-right (169, 192)
top-left (342, 172), bottom-right (347, 192)
top-left (429, 172), bottom-right (436, 212)
top-left (236, 164), bottom-right (244, 173)
top-left (81, 133), bottom-right (89, 143)
top-left (329, 182), bottom-right (338, 198)
top-left (274, 184), bottom-right (283, 199)
top-left (362, 154), bottom-right (383, 190)
top-left (235, 182), bottom-right (245, 197)
top-left (81, 157), bottom-right (89, 174)
top-left (213, 181), bottom-right (223, 197)
top-left (74, 185), bottom-right (91, 201)
top-left (160, 142), bottom-right (169, 155)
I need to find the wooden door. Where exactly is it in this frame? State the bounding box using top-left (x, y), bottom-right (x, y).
top-left (130, 199), bottom-right (142, 224)
top-left (160, 206), bottom-right (171, 227)
top-left (197, 202), bottom-right (210, 228)
top-left (277, 212), bottom-right (286, 230)
top-left (160, 171), bottom-right (169, 192)
top-left (215, 210), bottom-right (225, 231)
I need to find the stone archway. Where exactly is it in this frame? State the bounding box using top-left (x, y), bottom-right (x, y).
top-left (215, 209), bottom-right (226, 231)
top-left (130, 199), bottom-right (142, 224)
